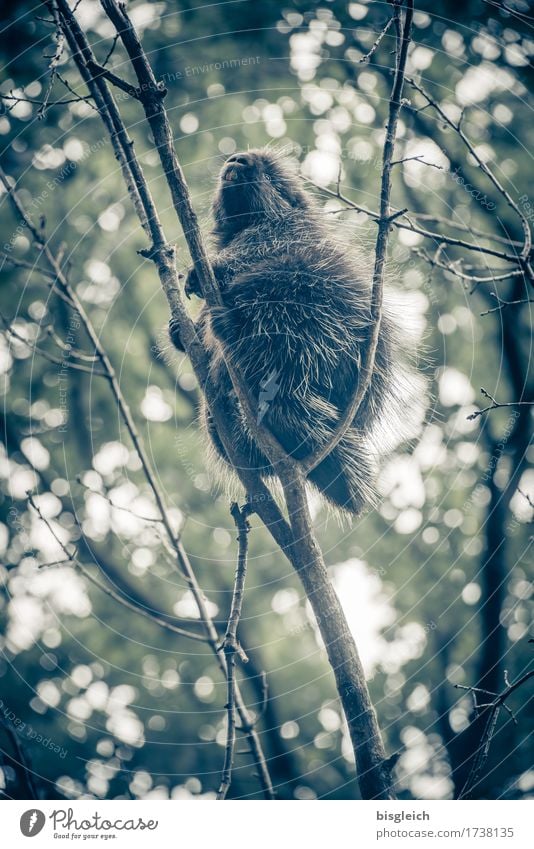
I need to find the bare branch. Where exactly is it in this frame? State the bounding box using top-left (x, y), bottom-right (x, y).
top-left (355, 16), bottom-right (395, 64)
top-left (455, 669), bottom-right (534, 799)
top-left (217, 502), bottom-right (252, 800)
top-left (480, 292), bottom-right (534, 316)
top-left (0, 89), bottom-right (92, 110)
top-left (391, 154), bottom-right (443, 170)
top-left (399, 212), bottom-right (523, 248)
top-left (0, 252), bottom-right (57, 277)
top-left (76, 477), bottom-right (167, 525)
top-left (37, 1), bottom-right (66, 119)
top-left (303, 0), bottom-right (414, 475)
top-left (0, 309), bottom-right (107, 376)
top-left (44, 325), bottom-right (99, 362)
top-left (413, 247), bottom-right (524, 292)
top-left (518, 488), bottom-right (534, 511)
top-left (101, 32), bottom-right (120, 67)
top-left (27, 492), bottom-right (209, 644)
top-left (406, 77), bottom-right (533, 274)
top-left (311, 181), bottom-right (522, 264)
top-left (56, 72), bottom-right (98, 111)
top-left (2, 156), bottom-right (274, 797)
top-left (467, 387), bottom-right (534, 421)
top-left (85, 59), bottom-right (141, 99)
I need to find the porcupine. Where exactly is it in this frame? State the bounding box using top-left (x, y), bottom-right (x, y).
top-left (169, 148), bottom-right (423, 516)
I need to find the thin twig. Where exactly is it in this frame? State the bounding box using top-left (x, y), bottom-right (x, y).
top-left (0, 717), bottom-right (38, 799)
top-left (27, 492), bottom-right (209, 643)
top-left (517, 488), bottom-right (534, 510)
top-left (456, 669), bottom-right (534, 799)
top-left (399, 212), bottom-right (523, 248)
top-left (57, 73), bottom-right (99, 112)
top-left (413, 247), bottom-right (523, 291)
top-left (44, 325), bottom-right (98, 361)
top-left (217, 502), bottom-right (252, 800)
top-left (406, 77), bottom-right (533, 272)
top-left (391, 154), bottom-right (443, 170)
top-left (77, 477), bottom-right (167, 525)
top-left (0, 90), bottom-right (91, 109)
top-left (0, 310), bottom-right (107, 375)
top-left (310, 181), bottom-right (522, 265)
top-left (35, 2), bottom-right (66, 119)
top-left (303, 0), bottom-right (414, 474)
top-left (467, 387), bottom-right (534, 421)
top-left (480, 292), bottom-right (534, 316)
top-left (356, 16), bottom-right (395, 64)
top-left (0, 252), bottom-right (57, 278)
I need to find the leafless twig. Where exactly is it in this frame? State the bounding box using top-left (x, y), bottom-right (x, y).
top-left (303, 0), bottom-right (414, 474)
top-left (37, 1), bottom-right (66, 119)
top-left (310, 181), bottom-right (522, 264)
top-left (467, 388), bottom-right (534, 421)
top-left (101, 32), bottom-right (120, 67)
top-left (28, 492), bottom-right (209, 644)
top-left (413, 247), bottom-right (523, 292)
top-left (0, 252), bottom-right (57, 278)
top-left (455, 669), bottom-right (534, 799)
top-left (480, 292), bottom-right (534, 316)
top-left (406, 77), bottom-right (533, 279)
top-left (0, 716), bottom-right (38, 799)
top-left (356, 16), bottom-right (395, 64)
top-left (391, 154), bottom-right (443, 170)
top-left (76, 477), bottom-right (168, 526)
top-left (517, 488), bottom-right (534, 510)
top-left (217, 502), bottom-right (252, 800)
top-left (0, 310), bottom-right (106, 375)
top-left (44, 325), bottom-right (98, 361)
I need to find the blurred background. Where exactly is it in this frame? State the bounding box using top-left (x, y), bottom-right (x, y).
top-left (0, 0), bottom-right (532, 801)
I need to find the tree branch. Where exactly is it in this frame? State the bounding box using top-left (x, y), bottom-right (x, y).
top-left (406, 77), bottom-right (533, 278)
top-left (37, 0), bottom-right (65, 119)
top-left (312, 181), bottom-right (523, 265)
top-left (467, 388), bottom-right (534, 421)
top-left (28, 492), bottom-right (210, 644)
top-left (1, 158), bottom-right (274, 799)
top-left (303, 0), bottom-right (414, 475)
top-left (455, 669), bottom-right (534, 799)
top-left (217, 502), bottom-right (252, 800)
top-left (49, 0), bottom-right (413, 799)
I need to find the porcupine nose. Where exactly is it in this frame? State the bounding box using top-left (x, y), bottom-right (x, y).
top-left (223, 152), bottom-right (253, 181)
top-left (226, 153), bottom-right (254, 166)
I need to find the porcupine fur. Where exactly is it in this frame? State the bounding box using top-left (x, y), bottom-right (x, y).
top-left (169, 148), bottom-right (424, 517)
